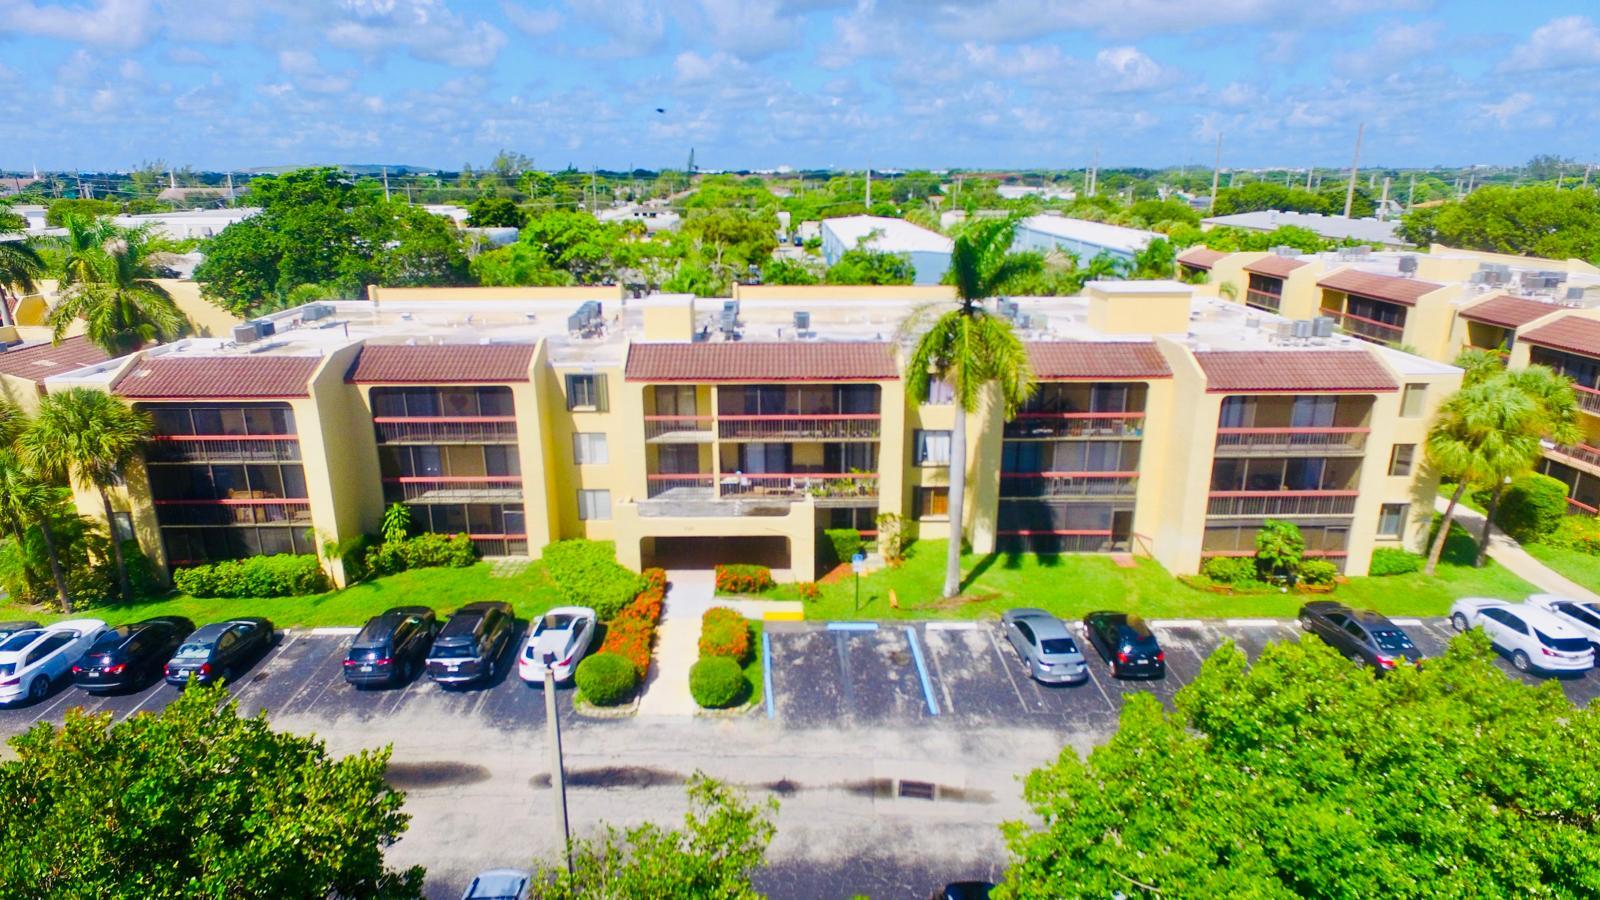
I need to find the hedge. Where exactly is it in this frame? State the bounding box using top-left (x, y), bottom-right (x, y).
top-left (1199, 556), bottom-right (1256, 584)
top-left (824, 528), bottom-right (863, 567)
top-left (715, 564), bottom-right (773, 594)
top-left (1369, 548), bottom-right (1424, 576)
top-left (544, 540), bottom-right (648, 621)
top-left (1494, 474), bottom-right (1569, 544)
top-left (1547, 516), bottom-right (1600, 556)
top-left (1297, 559), bottom-right (1339, 585)
top-left (366, 532), bottom-right (476, 576)
top-left (575, 652), bottom-right (637, 706)
top-left (173, 554), bottom-right (329, 599)
top-left (689, 656), bottom-right (748, 709)
top-left (698, 608), bottom-right (751, 664)
top-left (600, 581), bottom-right (665, 679)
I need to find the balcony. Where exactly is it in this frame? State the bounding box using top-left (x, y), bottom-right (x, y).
top-left (639, 471), bottom-right (878, 517)
top-left (717, 414), bottom-right (881, 442)
top-left (1549, 442), bottom-right (1600, 473)
top-left (1214, 428), bottom-right (1368, 455)
top-left (1004, 412), bottom-right (1145, 440)
top-left (145, 435), bottom-right (301, 463)
top-left (1325, 309), bottom-right (1405, 346)
top-left (644, 415), bottom-right (715, 442)
top-left (720, 472), bottom-right (878, 503)
top-left (1568, 497), bottom-right (1599, 516)
top-left (1206, 491), bottom-right (1359, 517)
top-left (646, 473), bottom-right (716, 500)
top-left (1576, 385), bottom-right (1600, 417)
top-left (373, 417), bottom-right (519, 445)
top-left (383, 476), bottom-right (524, 503)
top-left (469, 534), bottom-right (529, 557)
top-left (152, 498), bottom-right (313, 526)
top-left (1000, 471), bottom-right (1140, 498)
top-left (1244, 290), bottom-right (1282, 313)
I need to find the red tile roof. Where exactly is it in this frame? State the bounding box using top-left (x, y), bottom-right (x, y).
top-left (625, 342), bottom-right (899, 382)
top-left (1244, 256), bottom-right (1309, 278)
top-left (1316, 270), bottom-right (1443, 306)
top-left (348, 344), bottom-right (536, 383)
top-left (115, 356), bottom-right (320, 399)
top-left (1195, 350), bottom-right (1398, 393)
top-left (1177, 247), bottom-right (1226, 269)
top-left (0, 336), bottom-right (109, 383)
top-left (1459, 294), bottom-right (1562, 330)
top-left (1025, 342), bottom-right (1172, 379)
top-left (1521, 315), bottom-right (1600, 359)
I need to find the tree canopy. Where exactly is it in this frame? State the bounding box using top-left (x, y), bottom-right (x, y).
top-left (824, 247), bottom-right (915, 285)
top-left (1212, 181), bottom-right (1377, 218)
top-left (1397, 185), bottom-right (1600, 262)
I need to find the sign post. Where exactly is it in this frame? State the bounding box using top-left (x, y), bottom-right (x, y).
top-left (851, 551), bottom-right (867, 613)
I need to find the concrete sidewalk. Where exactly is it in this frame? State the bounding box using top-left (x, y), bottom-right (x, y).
top-left (1435, 498), bottom-right (1600, 603)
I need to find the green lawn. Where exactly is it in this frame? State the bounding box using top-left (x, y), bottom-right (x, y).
top-left (0, 562), bottom-right (568, 629)
top-left (1525, 544), bottom-right (1600, 595)
top-left (767, 530), bottom-right (1533, 621)
top-left (744, 621), bottom-right (764, 707)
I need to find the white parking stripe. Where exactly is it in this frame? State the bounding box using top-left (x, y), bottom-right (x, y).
top-left (230, 634), bottom-right (300, 704)
top-left (925, 622), bottom-right (980, 631)
top-left (28, 684), bottom-right (80, 723)
top-left (309, 627), bottom-right (360, 635)
top-left (120, 686), bottom-right (167, 720)
top-left (1225, 618), bottom-right (1282, 627)
top-left (1390, 618), bottom-right (1423, 626)
top-left (986, 626), bottom-right (1035, 712)
top-left (1151, 619), bottom-right (1204, 629)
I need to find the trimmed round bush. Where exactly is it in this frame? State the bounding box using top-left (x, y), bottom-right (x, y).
top-left (1494, 473), bottom-right (1569, 543)
top-left (1200, 556), bottom-right (1256, 584)
top-left (698, 608), bottom-right (751, 664)
top-left (574, 652), bottom-right (637, 707)
top-left (689, 656), bottom-right (748, 709)
top-left (1368, 547), bottom-right (1423, 576)
top-left (1297, 559), bottom-right (1339, 585)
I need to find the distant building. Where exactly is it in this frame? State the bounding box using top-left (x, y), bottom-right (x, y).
top-left (597, 204), bottom-right (681, 233)
top-left (1201, 210), bottom-right (1406, 248)
top-left (997, 184), bottom-right (1075, 202)
top-left (114, 208), bottom-right (258, 240)
top-left (820, 215), bottom-right (952, 284)
top-left (1013, 214), bottom-right (1159, 265)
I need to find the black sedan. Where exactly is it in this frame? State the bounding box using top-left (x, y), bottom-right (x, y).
top-left (1082, 611), bottom-right (1166, 679)
top-left (345, 606), bottom-right (438, 688)
top-left (164, 617), bottom-right (275, 687)
top-left (1298, 601), bottom-right (1421, 670)
top-left (72, 616), bottom-right (195, 692)
top-left (426, 602), bottom-right (516, 686)
top-left (0, 621), bottom-right (40, 643)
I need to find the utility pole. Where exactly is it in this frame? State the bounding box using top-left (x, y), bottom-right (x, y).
top-left (1208, 133), bottom-right (1221, 214)
top-left (1407, 173), bottom-right (1416, 210)
top-left (1466, 166), bottom-right (1476, 195)
top-left (1557, 164), bottom-right (1565, 190)
top-left (1090, 146), bottom-right (1099, 195)
top-left (864, 165), bottom-right (871, 209)
top-left (543, 670), bottom-right (572, 875)
top-left (1306, 167), bottom-right (1313, 190)
top-left (1342, 122), bottom-right (1364, 219)
top-left (1584, 163), bottom-right (1593, 189)
top-left (382, 167), bottom-right (390, 201)
top-left (1378, 176), bottom-right (1391, 221)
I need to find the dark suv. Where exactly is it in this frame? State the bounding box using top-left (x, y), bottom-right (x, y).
top-left (426, 602), bottom-right (516, 686)
top-left (73, 616), bottom-right (194, 692)
top-left (344, 606), bottom-right (439, 688)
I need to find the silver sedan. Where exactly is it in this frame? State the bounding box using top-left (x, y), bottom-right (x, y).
top-left (1001, 608), bottom-right (1089, 684)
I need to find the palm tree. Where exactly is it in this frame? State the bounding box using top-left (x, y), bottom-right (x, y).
top-left (1469, 366), bottom-right (1581, 564)
top-left (19, 388), bottom-right (152, 600)
top-left (1453, 347), bottom-right (1505, 387)
top-left (55, 214), bottom-right (121, 289)
top-left (906, 218), bottom-right (1039, 598)
top-left (0, 210), bottom-right (43, 329)
top-left (0, 449), bottom-right (73, 611)
top-left (48, 223), bottom-right (185, 355)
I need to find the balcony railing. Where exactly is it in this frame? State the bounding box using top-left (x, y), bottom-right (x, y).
top-left (644, 415), bottom-right (714, 441)
top-left (717, 414), bottom-right (881, 442)
top-left (997, 530), bottom-right (1120, 553)
top-left (1568, 497), bottom-right (1599, 516)
top-left (1214, 427), bottom-right (1369, 454)
top-left (1576, 384), bottom-right (1600, 417)
top-left (1325, 308), bottom-right (1405, 346)
top-left (719, 472), bottom-right (878, 500)
top-left (1206, 491), bottom-right (1359, 517)
top-left (1004, 412), bottom-right (1145, 439)
top-left (646, 473), bottom-right (716, 499)
top-left (1244, 290), bottom-right (1282, 313)
top-left (1549, 442), bottom-right (1600, 472)
top-left (373, 417), bottom-right (519, 444)
top-left (469, 534), bottom-right (529, 557)
top-left (383, 476), bottom-right (524, 503)
top-left (1000, 471), bottom-right (1140, 498)
top-left (145, 435), bottom-right (301, 463)
top-left (152, 498), bottom-right (313, 526)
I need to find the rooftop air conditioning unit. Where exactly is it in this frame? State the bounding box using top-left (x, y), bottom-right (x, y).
top-left (1292, 319), bottom-right (1314, 339)
top-left (1275, 322), bottom-right (1296, 341)
top-left (1566, 286), bottom-right (1587, 301)
top-left (1273, 245), bottom-right (1298, 256)
top-left (1313, 316), bottom-right (1335, 338)
top-left (1397, 255), bottom-right (1418, 275)
top-left (1469, 271), bottom-right (1488, 285)
top-left (301, 303), bottom-right (333, 322)
top-left (794, 311), bottom-right (811, 335)
top-left (251, 318), bottom-right (276, 338)
top-left (232, 322), bottom-right (261, 344)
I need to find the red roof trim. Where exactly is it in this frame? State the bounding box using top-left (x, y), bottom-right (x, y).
top-left (1243, 256), bottom-right (1309, 278)
top-left (1195, 350), bottom-right (1398, 393)
top-left (1316, 270), bottom-right (1443, 307)
top-left (625, 342), bottom-right (899, 382)
top-left (114, 356), bottom-right (320, 400)
top-left (1521, 316), bottom-right (1600, 359)
top-left (1024, 341), bottom-right (1172, 380)
top-left (347, 344), bottom-right (536, 383)
top-left (1458, 294), bottom-right (1561, 330)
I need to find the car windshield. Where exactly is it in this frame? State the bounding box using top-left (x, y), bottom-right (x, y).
top-left (0, 631), bottom-right (40, 653)
top-left (89, 628), bottom-right (133, 652)
top-left (431, 641), bottom-right (477, 659)
top-left (173, 642), bottom-right (212, 659)
top-left (1373, 630), bottom-right (1414, 652)
top-left (0, 663), bottom-right (11, 677)
top-left (1537, 630), bottom-right (1591, 653)
top-left (1039, 638), bottom-right (1078, 656)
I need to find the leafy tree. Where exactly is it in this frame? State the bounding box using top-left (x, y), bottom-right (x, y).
top-left (537, 774), bottom-right (775, 899)
top-left (0, 444), bottom-right (72, 611)
top-left (44, 197), bottom-right (118, 226)
top-left (470, 242), bottom-right (572, 286)
top-left (680, 207), bottom-right (779, 272)
top-left (760, 257), bottom-right (819, 285)
top-left (1127, 198), bottom-right (1200, 229)
top-left (1471, 366), bottom-right (1581, 563)
top-left (661, 259), bottom-right (728, 297)
top-left (466, 196), bottom-right (527, 228)
top-left (518, 210), bottom-right (628, 284)
top-left (999, 633), bottom-right (1600, 898)
top-left (340, 202), bottom-right (470, 289)
top-left (48, 225), bottom-right (186, 355)
top-left (1453, 347), bottom-right (1506, 386)
top-left (1129, 237), bottom-right (1175, 279)
top-left (905, 219), bottom-right (1038, 598)
top-left (0, 683), bottom-right (423, 898)
top-left (824, 248), bottom-right (915, 285)
top-left (1397, 185), bottom-right (1600, 261)
top-left (1253, 519), bottom-right (1304, 582)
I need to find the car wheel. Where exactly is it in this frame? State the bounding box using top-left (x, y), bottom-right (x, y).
top-left (1299, 615), bottom-right (1313, 631)
top-left (28, 675), bottom-right (48, 702)
top-left (1451, 612), bottom-right (1469, 633)
top-left (1512, 650), bottom-right (1532, 672)
top-left (486, 657), bottom-right (497, 680)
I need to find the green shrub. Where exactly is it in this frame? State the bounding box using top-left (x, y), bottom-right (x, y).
top-left (574, 652), bottom-right (638, 707)
top-left (824, 528), bottom-right (863, 566)
top-left (1297, 559), bottom-right (1339, 585)
top-left (1494, 474), bottom-right (1570, 543)
top-left (1546, 515), bottom-right (1600, 555)
top-left (1368, 547), bottom-right (1424, 576)
top-left (1255, 520), bottom-right (1305, 581)
top-left (689, 656), bottom-right (748, 709)
top-left (1200, 556), bottom-right (1256, 584)
top-left (715, 564), bottom-right (773, 593)
top-left (173, 554), bottom-right (329, 598)
top-left (698, 608), bottom-right (751, 664)
top-left (543, 540), bottom-right (648, 621)
top-left (120, 540), bottom-right (164, 599)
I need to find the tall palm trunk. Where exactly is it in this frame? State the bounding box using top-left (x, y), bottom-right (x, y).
top-left (1476, 484), bottom-right (1505, 568)
top-left (98, 485), bottom-right (130, 600)
top-left (1425, 482), bottom-right (1468, 575)
top-left (943, 402), bottom-right (967, 598)
top-left (37, 518), bottom-right (72, 613)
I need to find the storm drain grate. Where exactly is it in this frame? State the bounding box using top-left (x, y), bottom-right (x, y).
top-left (897, 779), bottom-right (936, 801)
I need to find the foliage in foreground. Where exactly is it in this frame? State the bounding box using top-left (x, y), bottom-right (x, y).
top-left (999, 632), bottom-right (1600, 898)
top-left (0, 683), bottom-right (422, 899)
top-left (537, 774), bottom-right (776, 899)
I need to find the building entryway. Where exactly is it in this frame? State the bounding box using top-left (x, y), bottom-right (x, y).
top-left (641, 536), bottom-right (791, 570)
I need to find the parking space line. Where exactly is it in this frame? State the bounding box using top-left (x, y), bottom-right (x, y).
top-left (761, 631), bottom-right (775, 720)
top-left (834, 631), bottom-right (855, 712)
top-left (903, 627), bottom-right (940, 716)
top-left (386, 671), bottom-right (427, 715)
top-left (827, 622), bottom-right (879, 632)
top-left (1225, 618), bottom-right (1281, 627)
top-left (231, 634), bottom-right (300, 704)
top-left (120, 686), bottom-right (167, 721)
top-left (309, 627), bottom-right (360, 636)
top-left (924, 622), bottom-right (979, 631)
top-left (1152, 619), bottom-right (1204, 629)
top-left (1081, 659), bottom-right (1119, 712)
top-left (986, 627), bottom-right (1034, 712)
top-left (1391, 618), bottom-right (1423, 626)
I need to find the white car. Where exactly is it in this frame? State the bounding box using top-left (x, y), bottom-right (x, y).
top-left (517, 606), bottom-right (597, 684)
top-left (1448, 598), bottom-right (1594, 674)
top-left (1527, 594), bottom-right (1600, 649)
top-left (0, 618), bottom-right (108, 705)
top-left (461, 868), bottom-right (531, 900)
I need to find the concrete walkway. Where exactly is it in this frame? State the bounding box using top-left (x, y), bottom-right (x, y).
top-left (1435, 497), bottom-right (1600, 603)
top-left (635, 570), bottom-right (803, 718)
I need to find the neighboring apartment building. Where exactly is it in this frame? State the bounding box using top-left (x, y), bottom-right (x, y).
top-left (7, 281), bottom-right (1457, 586)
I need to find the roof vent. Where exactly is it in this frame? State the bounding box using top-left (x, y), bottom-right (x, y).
top-left (720, 300), bottom-right (741, 339)
top-left (794, 311), bottom-right (812, 338)
top-left (301, 303), bottom-right (333, 322)
top-left (1565, 286), bottom-right (1586, 301)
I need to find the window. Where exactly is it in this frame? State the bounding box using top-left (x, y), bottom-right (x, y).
top-left (1388, 444), bottom-right (1415, 477)
top-left (565, 373), bottom-right (609, 411)
top-left (111, 512), bottom-right (135, 543)
top-left (915, 487), bottom-right (949, 519)
top-left (925, 379), bottom-right (954, 405)
top-left (573, 432), bottom-right (609, 465)
top-left (1401, 384), bottom-right (1427, 418)
top-left (914, 430), bottom-right (952, 466)
top-left (1378, 503), bottom-right (1408, 538)
top-left (577, 489), bottom-right (612, 521)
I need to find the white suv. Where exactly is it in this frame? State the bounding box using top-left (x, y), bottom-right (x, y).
top-left (1526, 594), bottom-right (1600, 650)
top-left (1449, 598), bottom-right (1595, 674)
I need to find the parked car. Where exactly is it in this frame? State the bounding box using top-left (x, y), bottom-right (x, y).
top-left (1000, 608), bottom-right (1088, 684)
top-left (936, 882), bottom-right (994, 900)
top-left (461, 868), bottom-right (531, 900)
top-left (0, 619), bottom-right (108, 705)
top-left (1082, 611), bottom-right (1166, 679)
top-left (72, 616), bottom-right (195, 692)
top-left (427, 602), bottom-right (516, 686)
top-left (345, 606), bottom-right (439, 688)
top-left (1297, 601), bottom-right (1420, 670)
top-left (164, 617), bottom-right (276, 687)
top-left (1449, 598), bottom-right (1594, 674)
top-left (1526, 594), bottom-right (1600, 651)
top-left (0, 621), bottom-right (40, 643)
top-left (518, 606), bottom-right (596, 684)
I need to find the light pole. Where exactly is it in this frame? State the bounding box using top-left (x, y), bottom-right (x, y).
top-left (544, 669), bottom-right (572, 874)
top-left (851, 551), bottom-right (866, 613)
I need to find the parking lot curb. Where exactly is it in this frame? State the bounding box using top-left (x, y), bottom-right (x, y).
top-left (827, 622), bottom-right (879, 631)
top-left (763, 611), bottom-right (804, 622)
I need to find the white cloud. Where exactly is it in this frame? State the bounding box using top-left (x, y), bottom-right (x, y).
top-left (1479, 91), bottom-right (1551, 129)
top-left (692, 0), bottom-right (801, 59)
top-left (501, 1), bottom-right (561, 37)
top-left (1095, 46), bottom-right (1169, 92)
top-left (0, 0), bottom-right (154, 48)
top-left (1334, 21), bottom-right (1439, 77)
top-left (566, 0), bottom-right (665, 57)
top-left (326, 0), bottom-right (508, 67)
top-left (1500, 16), bottom-right (1600, 72)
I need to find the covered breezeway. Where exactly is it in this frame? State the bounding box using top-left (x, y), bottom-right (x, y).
top-left (641, 535), bottom-right (792, 571)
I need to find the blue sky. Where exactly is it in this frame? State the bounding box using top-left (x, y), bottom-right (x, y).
top-left (0, 0), bottom-right (1596, 172)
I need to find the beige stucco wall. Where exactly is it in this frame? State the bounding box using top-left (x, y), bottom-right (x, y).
top-left (297, 343), bottom-right (380, 586)
top-left (369, 285), bottom-right (623, 303)
top-left (162, 280), bottom-right (244, 338)
top-left (733, 284), bottom-right (957, 303)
